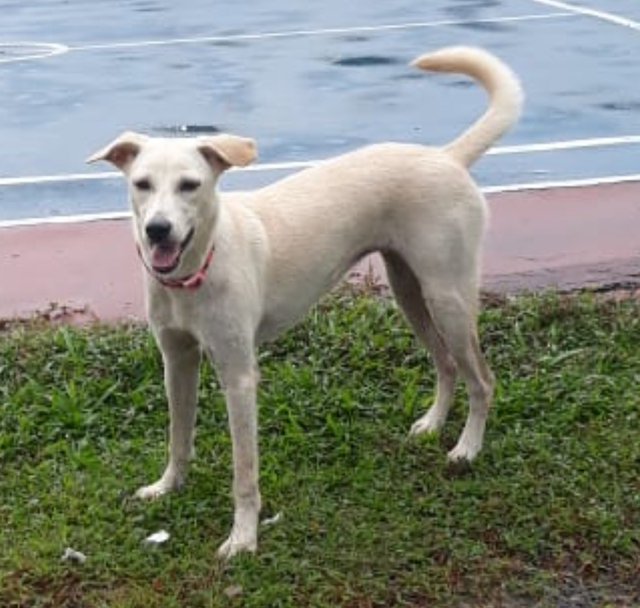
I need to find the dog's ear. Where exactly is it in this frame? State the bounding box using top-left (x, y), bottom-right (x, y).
top-left (86, 131), bottom-right (148, 171)
top-left (197, 134), bottom-right (257, 171)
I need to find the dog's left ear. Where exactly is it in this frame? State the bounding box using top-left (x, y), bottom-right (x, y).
top-left (197, 134), bottom-right (257, 171)
top-left (86, 131), bottom-right (149, 171)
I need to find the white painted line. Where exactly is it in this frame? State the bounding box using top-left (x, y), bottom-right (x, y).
top-left (488, 134), bottom-right (640, 155)
top-left (482, 173), bottom-right (640, 194)
top-left (2, 134), bottom-right (640, 188)
top-left (531, 0), bottom-right (640, 30)
top-left (0, 162), bottom-right (313, 186)
top-left (0, 42), bottom-right (70, 64)
top-left (0, 160), bottom-right (317, 186)
top-left (0, 211), bottom-right (132, 229)
top-left (0, 171), bottom-right (118, 186)
top-left (68, 12), bottom-right (573, 52)
top-left (241, 160), bottom-right (316, 173)
top-left (2, 174), bottom-right (640, 229)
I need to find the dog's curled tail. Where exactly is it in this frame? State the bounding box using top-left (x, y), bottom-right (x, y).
top-left (411, 46), bottom-right (523, 167)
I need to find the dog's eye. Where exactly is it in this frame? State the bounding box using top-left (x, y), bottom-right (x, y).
top-left (178, 178), bottom-right (201, 193)
top-left (134, 178), bottom-right (152, 191)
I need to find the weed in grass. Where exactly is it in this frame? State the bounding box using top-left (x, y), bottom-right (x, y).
top-left (0, 291), bottom-right (639, 607)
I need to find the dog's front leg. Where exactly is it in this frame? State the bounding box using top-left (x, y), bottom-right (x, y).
top-left (136, 329), bottom-right (201, 499)
top-left (215, 360), bottom-right (261, 559)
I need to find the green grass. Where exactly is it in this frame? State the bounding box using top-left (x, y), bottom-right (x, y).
top-left (0, 290), bottom-right (639, 607)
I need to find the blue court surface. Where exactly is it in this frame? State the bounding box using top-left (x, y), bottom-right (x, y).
top-left (1, 0), bottom-right (639, 224)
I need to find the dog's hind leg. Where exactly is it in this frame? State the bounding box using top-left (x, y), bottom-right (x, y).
top-left (136, 329), bottom-right (202, 499)
top-left (382, 251), bottom-right (458, 436)
top-left (419, 279), bottom-right (494, 462)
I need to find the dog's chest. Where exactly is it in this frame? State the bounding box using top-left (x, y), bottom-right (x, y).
top-left (147, 287), bottom-right (211, 336)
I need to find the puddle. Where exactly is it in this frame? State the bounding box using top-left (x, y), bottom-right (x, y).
top-left (332, 55), bottom-right (401, 67)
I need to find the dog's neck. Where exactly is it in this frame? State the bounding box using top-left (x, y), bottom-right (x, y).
top-left (137, 245), bottom-right (215, 290)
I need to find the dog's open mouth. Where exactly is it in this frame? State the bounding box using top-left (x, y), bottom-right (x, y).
top-left (150, 228), bottom-right (194, 274)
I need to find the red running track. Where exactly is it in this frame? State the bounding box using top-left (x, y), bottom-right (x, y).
top-left (1, 181), bottom-right (640, 322)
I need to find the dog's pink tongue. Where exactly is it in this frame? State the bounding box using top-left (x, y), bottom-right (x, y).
top-left (151, 244), bottom-right (180, 271)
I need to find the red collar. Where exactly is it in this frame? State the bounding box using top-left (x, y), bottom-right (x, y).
top-left (137, 245), bottom-right (214, 290)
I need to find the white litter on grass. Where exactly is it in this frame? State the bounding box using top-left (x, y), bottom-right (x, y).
top-left (224, 585), bottom-right (243, 599)
top-left (61, 547), bottom-right (87, 564)
top-left (261, 512), bottom-right (283, 527)
top-left (143, 529), bottom-right (170, 546)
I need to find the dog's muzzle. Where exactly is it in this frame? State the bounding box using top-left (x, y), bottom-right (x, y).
top-left (144, 219), bottom-right (194, 274)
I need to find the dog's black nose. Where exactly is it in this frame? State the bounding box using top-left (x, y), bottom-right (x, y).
top-left (145, 217), bottom-right (172, 244)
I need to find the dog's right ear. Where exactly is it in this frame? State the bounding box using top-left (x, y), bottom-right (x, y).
top-left (86, 131), bottom-right (148, 171)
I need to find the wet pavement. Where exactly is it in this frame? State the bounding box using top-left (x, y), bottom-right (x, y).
top-left (1, 0), bottom-right (640, 220)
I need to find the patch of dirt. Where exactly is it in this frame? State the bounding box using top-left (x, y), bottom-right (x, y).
top-left (0, 302), bottom-right (100, 332)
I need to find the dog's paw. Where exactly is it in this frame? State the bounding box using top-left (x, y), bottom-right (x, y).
top-left (409, 409), bottom-right (445, 436)
top-left (135, 476), bottom-right (180, 500)
top-left (447, 420), bottom-right (485, 462)
top-left (217, 531), bottom-right (257, 560)
top-left (447, 440), bottom-right (481, 463)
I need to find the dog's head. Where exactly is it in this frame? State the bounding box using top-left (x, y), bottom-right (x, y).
top-left (87, 132), bottom-right (256, 276)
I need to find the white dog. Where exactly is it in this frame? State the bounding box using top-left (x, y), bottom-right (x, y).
top-left (88, 46), bottom-right (522, 558)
